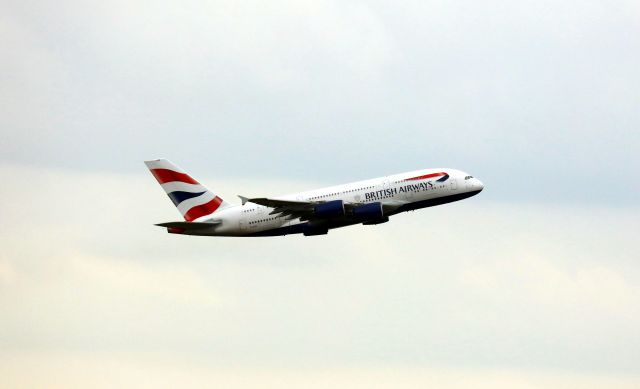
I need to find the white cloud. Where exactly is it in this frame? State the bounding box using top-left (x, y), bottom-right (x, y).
top-left (1, 164), bottom-right (639, 381)
top-left (2, 352), bottom-right (640, 389)
top-left (460, 256), bottom-right (640, 315)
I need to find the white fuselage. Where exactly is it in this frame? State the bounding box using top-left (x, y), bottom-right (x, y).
top-left (190, 168), bottom-right (483, 237)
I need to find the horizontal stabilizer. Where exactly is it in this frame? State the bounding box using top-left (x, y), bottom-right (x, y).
top-left (155, 221), bottom-right (221, 230)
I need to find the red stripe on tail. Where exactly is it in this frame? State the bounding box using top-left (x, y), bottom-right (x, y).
top-left (184, 196), bottom-right (223, 221)
top-left (150, 169), bottom-right (199, 185)
top-left (405, 172), bottom-right (447, 181)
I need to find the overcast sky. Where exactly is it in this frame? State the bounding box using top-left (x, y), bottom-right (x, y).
top-left (1, 0), bottom-right (639, 387)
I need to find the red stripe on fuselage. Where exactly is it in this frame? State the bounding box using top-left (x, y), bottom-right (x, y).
top-left (184, 196), bottom-right (223, 221)
top-left (405, 172), bottom-right (447, 181)
top-left (150, 169), bottom-right (199, 185)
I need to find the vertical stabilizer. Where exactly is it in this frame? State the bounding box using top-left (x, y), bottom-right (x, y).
top-left (144, 159), bottom-right (231, 221)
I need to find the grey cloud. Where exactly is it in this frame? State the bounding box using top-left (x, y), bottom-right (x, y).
top-left (1, 0), bottom-right (639, 204)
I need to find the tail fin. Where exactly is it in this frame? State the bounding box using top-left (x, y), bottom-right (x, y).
top-left (144, 159), bottom-right (232, 221)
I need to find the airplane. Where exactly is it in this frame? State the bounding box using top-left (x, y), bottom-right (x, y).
top-left (145, 159), bottom-right (484, 237)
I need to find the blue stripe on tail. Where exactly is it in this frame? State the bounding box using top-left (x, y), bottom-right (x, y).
top-left (167, 191), bottom-right (206, 206)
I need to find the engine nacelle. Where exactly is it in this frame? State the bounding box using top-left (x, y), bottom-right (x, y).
top-left (353, 202), bottom-right (384, 221)
top-left (314, 199), bottom-right (345, 218)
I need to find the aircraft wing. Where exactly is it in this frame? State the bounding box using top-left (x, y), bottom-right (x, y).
top-left (239, 196), bottom-right (312, 209)
top-left (239, 196), bottom-right (407, 221)
top-left (240, 196), bottom-right (319, 220)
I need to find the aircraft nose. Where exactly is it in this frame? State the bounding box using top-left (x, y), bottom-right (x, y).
top-left (475, 178), bottom-right (484, 191)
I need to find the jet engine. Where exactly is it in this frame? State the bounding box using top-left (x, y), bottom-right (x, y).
top-left (314, 199), bottom-right (345, 218)
top-left (353, 202), bottom-right (383, 219)
top-left (353, 202), bottom-right (388, 224)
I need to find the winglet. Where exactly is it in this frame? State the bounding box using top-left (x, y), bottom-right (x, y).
top-left (238, 195), bottom-right (249, 205)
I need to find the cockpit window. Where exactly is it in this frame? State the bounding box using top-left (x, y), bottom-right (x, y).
top-left (464, 175), bottom-right (473, 180)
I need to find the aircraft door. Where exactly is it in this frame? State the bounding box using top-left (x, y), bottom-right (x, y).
top-left (450, 178), bottom-right (458, 191)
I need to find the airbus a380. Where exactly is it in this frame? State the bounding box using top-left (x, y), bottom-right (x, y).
top-left (145, 159), bottom-right (484, 237)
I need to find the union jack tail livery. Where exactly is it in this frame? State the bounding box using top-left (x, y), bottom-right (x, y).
top-left (144, 159), bottom-right (231, 221)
